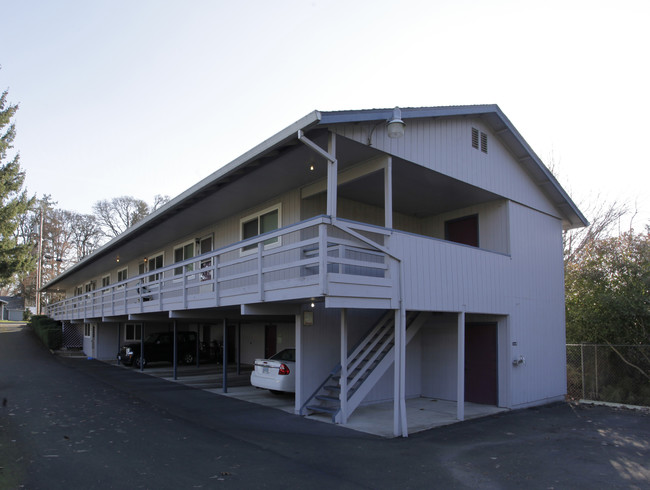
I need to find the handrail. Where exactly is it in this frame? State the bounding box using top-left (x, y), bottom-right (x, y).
top-left (47, 215), bottom-right (398, 319)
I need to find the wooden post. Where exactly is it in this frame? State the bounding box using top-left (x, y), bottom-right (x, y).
top-left (340, 309), bottom-right (348, 424)
top-left (457, 311), bottom-right (465, 421)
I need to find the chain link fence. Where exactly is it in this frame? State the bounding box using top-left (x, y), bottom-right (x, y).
top-left (566, 344), bottom-right (650, 406)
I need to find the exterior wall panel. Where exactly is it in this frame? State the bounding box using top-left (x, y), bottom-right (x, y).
top-left (334, 118), bottom-right (559, 219)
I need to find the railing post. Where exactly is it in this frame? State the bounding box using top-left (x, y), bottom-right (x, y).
top-left (319, 223), bottom-right (328, 295)
top-left (214, 255), bottom-right (220, 307)
top-left (258, 242), bottom-right (264, 302)
top-left (183, 267), bottom-right (188, 309)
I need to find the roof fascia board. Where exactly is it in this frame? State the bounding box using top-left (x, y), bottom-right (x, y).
top-left (43, 110), bottom-right (322, 290)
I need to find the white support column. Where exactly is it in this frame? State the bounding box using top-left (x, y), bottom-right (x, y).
top-left (295, 311), bottom-right (303, 414)
top-left (457, 311), bottom-right (465, 421)
top-left (340, 309), bottom-right (348, 424)
top-left (393, 308), bottom-right (402, 437)
top-left (399, 305), bottom-right (407, 437)
top-left (384, 156), bottom-right (393, 229)
top-left (327, 132), bottom-right (337, 218)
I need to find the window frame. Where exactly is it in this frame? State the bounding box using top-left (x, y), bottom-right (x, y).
top-left (143, 252), bottom-right (164, 282)
top-left (117, 267), bottom-right (128, 287)
top-left (173, 239), bottom-right (196, 276)
top-left (124, 323), bottom-right (142, 342)
top-left (101, 274), bottom-right (111, 288)
top-left (84, 323), bottom-right (91, 338)
top-left (239, 204), bottom-right (282, 256)
top-left (198, 233), bottom-right (214, 281)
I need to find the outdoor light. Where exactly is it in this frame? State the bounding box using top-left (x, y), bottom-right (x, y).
top-left (387, 107), bottom-right (406, 138)
top-left (116, 255), bottom-right (120, 263)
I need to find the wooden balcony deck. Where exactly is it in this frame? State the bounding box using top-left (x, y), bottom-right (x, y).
top-left (46, 217), bottom-right (400, 321)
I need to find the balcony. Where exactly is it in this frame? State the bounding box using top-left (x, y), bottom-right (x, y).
top-left (46, 217), bottom-right (400, 321)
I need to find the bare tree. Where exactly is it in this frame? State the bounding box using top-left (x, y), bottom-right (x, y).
top-left (152, 194), bottom-right (171, 211)
top-left (563, 197), bottom-right (629, 267)
top-left (93, 196), bottom-right (150, 238)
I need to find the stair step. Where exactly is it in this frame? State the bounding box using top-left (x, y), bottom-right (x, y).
top-left (324, 385), bottom-right (340, 392)
top-left (316, 395), bottom-right (339, 403)
top-left (306, 405), bottom-right (338, 415)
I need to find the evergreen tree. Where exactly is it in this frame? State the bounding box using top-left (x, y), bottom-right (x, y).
top-left (0, 88), bottom-right (35, 286)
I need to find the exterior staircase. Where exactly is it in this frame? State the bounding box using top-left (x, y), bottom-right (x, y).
top-left (302, 310), bottom-right (426, 423)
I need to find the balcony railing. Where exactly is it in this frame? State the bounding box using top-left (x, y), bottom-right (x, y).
top-left (46, 217), bottom-right (399, 321)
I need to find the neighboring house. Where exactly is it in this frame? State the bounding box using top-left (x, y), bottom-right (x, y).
top-left (43, 105), bottom-right (587, 436)
top-left (0, 296), bottom-right (25, 321)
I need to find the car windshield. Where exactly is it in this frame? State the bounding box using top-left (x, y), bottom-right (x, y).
top-left (270, 348), bottom-right (295, 362)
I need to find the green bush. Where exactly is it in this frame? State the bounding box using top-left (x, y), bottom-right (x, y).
top-left (30, 315), bottom-right (62, 350)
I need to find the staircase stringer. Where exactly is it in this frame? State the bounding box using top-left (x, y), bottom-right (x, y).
top-left (336, 312), bottom-right (427, 423)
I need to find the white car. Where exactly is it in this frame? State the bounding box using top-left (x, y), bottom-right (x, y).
top-left (250, 348), bottom-right (296, 393)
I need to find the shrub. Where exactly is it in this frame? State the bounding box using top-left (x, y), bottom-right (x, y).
top-left (30, 315), bottom-right (62, 350)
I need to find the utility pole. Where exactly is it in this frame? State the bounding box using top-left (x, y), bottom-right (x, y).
top-left (36, 208), bottom-right (44, 315)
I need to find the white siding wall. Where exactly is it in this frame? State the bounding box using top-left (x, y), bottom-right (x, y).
top-left (420, 317), bottom-right (459, 401)
top-left (507, 202), bottom-right (567, 407)
top-left (334, 118), bottom-right (559, 219)
top-left (65, 189), bottom-right (303, 299)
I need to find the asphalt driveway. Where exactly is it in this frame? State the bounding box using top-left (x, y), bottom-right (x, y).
top-left (1, 323), bottom-right (649, 489)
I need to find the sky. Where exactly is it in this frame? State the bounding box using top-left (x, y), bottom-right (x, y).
top-left (2, 0), bottom-right (649, 230)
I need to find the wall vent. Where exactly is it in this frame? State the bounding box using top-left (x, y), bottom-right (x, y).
top-left (472, 127), bottom-right (488, 154)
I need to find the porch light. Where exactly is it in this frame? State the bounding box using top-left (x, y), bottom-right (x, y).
top-left (116, 255), bottom-right (120, 263)
top-left (387, 107), bottom-right (406, 138)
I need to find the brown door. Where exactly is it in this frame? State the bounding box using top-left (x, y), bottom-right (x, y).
top-left (465, 323), bottom-right (498, 405)
top-left (264, 324), bottom-right (277, 358)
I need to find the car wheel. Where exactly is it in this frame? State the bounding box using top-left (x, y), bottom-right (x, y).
top-left (182, 352), bottom-right (195, 365)
top-left (134, 356), bottom-right (146, 369)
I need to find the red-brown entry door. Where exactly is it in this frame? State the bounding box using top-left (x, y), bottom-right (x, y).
top-left (465, 323), bottom-right (498, 405)
top-left (264, 324), bottom-right (277, 358)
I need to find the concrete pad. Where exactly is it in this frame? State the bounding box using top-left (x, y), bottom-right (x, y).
top-left (212, 385), bottom-right (507, 437)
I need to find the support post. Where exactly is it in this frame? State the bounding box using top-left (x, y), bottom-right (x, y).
top-left (173, 321), bottom-right (178, 380)
top-left (236, 322), bottom-right (241, 375)
top-left (457, 311), bottom-right (465, 421)
top-left (393, 308), bottom-right (402, 437)
top-left (295, 311), bottom-right (303, 415)
top-left (117, 323), bottom-right (122, 365)
top-left (399, 306), bottom-right (407, 437)
top-left (384, 156), bottom-right (393, 229)
top-left (222, 318), bottom-right (228, 393)
top-left (327, 132), bottom-right (338, 217)
top-left (140, 323), bottom-right (145, 372)
top-left (196, 324), bottom-right (200, 368)
top-left (340, 309), bottom-right (348, 424)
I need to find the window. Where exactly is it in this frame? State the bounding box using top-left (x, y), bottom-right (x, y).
top-left (198, 234), bottom-right (213, 281)
top-left (101, 275), bottom-right (110, 288)
top-left (240, 205), bottom-right (281, 254)
top-left (124, 323), bottom-right (142, 341)
top-left (117, 267), bottom-right (128, 284)
top-left (471, 127), bottom-right (488, 153)
top-left (75, 286), bottom-right (83, 297)
top-left (84, 323), bottom-right (91, 337)
top-left (445, 215), bottom-right (479, 247)
top-left (143, 253), bottom-right (163, 282)
top-left (85, 281), bottom-right (96, 293)
top-left (174, 241), bottom-right (195, 275)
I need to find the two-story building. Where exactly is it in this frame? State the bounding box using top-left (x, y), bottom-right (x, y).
top-left (43, 105), bottom-right (586, 437)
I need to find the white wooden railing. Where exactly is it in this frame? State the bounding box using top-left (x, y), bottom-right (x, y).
top-left (46, 216), bottom-right (399, 321)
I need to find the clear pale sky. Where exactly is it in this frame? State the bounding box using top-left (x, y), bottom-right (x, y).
top-left (2, 0), bottom-right (649, 229)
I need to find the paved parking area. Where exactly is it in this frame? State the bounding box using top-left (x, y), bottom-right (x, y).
top-left (3, 325), bottom-right (650, 489)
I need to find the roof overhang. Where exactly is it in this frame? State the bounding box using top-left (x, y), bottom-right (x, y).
top-left (43, 105), bottom-right (587, 291)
